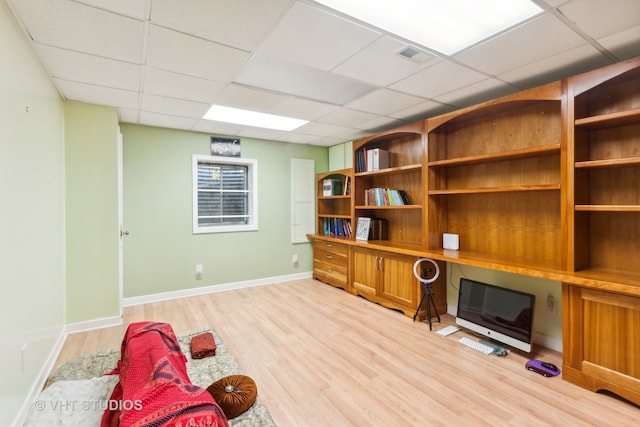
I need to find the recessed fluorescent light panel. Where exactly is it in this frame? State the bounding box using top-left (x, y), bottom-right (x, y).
top-left (203, 105), bottom-right (309, 131)
top-left (313, 0), bottom-right (542, 55)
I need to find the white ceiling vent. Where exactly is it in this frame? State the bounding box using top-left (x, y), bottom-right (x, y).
top-left (397, 45), bottom-right (432, 63)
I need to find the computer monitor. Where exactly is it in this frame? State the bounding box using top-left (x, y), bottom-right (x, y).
top-left (455, 277), bottom-right (535, 352)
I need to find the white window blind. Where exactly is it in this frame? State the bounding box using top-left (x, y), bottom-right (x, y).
top-left (192, 154), bottom-right (258, 234)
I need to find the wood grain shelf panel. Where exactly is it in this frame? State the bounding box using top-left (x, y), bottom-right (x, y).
top-left (428, 144), bottom-right (560, 167)
top-left (355, 204), bottom-right (422, 210)
top-left (575, 156), bottom-right (640, 168)
top-left (429, 184), bottom-right (560, 195)
top-left (575, 205), bottom-right (640, 212)
top-left (354, 163), bottom-right (422, 176)
top-left (575, 107), bottom-right (640, 129)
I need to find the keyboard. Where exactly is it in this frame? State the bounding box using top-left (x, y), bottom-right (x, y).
top-left (458, 336), bottom-right (494, 354)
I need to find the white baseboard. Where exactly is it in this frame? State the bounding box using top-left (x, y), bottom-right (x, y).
top-left (123, 271), bottom-right (313, 307)
top-left (65, 315), bottom-right (123, 334)
top-left (11, 327), bottom-right (67, 427)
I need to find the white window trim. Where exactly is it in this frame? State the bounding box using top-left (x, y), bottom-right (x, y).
top-left (192, 154), bottom-right (258, 234)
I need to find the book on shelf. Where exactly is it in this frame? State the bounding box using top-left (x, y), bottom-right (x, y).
top-left (367, 148), bottom-right (389, 171)
top-left (355, 148), bottom-right (366, 172)
top-left (355, 147), bottom-right (390, 172)
top-left (363, 188), bottom-right (411, 206)
top-left (323, 217), bottom-right (352, 238)
top-left (369, 218), bottom-right (388, 240)
top-left (322, 178), bottom-right (343, 196)
top-left (343, 175), bottom-right (351, 195)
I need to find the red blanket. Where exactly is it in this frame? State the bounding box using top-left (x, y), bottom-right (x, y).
top-left (101, 321), bottom-right (228, 427)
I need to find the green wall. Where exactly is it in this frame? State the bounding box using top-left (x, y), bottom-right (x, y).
top-left (64, 102), bottom-right (120, 323)
top-left (0, 2), bottom-right (66, 424)
top-left (121, 124), bottom-right (328, 298)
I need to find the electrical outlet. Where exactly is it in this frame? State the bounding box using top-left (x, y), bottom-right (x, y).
top-left (195, 264), bottom-right (203, 279)
top-left (292, 254), bottom-right (298, 266)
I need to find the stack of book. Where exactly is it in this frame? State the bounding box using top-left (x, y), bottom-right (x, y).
top-left (355, 147), bottom-right (390, 172)
top-left (364, 188), bottom-right (411, 206)
top-left (322, 218), bottom-right (352, 238)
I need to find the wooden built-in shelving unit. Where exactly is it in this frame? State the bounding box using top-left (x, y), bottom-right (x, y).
top-left (309, 57), bottom-right (640, 406)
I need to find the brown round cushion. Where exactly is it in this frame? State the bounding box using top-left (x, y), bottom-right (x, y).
top-left (206, 375), bottom-right (257, 419)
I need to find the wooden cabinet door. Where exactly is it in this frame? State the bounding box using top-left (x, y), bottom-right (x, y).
top-left (378, 252), bottom-right (419, 308)
top-left (352, 248), bottom-right (378, 297)
top-left (563, 284), bottom-right (640, 405)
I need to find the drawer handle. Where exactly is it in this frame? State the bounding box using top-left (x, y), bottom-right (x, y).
top-left (325, 244), bottom-right (333, 248)
top-left (326, 255), bottom-right (333, 259)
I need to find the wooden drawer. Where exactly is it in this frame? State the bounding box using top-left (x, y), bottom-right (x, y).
top-left (314, 247), bottom-right (348, 269)
top-left (313, 240), bottom-right (348, 257)
top-left (313, 241), bottom-right (349, 289)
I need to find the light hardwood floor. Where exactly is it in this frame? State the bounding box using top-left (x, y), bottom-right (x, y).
top-left (54, 279), bottom-right (639, 426)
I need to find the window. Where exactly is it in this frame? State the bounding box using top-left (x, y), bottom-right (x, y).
top-left (192, 154), bottom-right (258, 233)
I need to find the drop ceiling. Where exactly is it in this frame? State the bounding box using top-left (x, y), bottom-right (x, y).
top-left (5, 0), bottom-right (640, 146)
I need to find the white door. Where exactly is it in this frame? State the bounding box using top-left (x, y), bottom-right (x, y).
top-left (117, 128), bottom-right (125, 315)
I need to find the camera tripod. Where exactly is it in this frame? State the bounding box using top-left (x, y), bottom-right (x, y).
top-left (412, 258), bottom-right (441, 331)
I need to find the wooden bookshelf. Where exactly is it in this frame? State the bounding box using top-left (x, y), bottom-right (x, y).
top-left (564, 56), bottom-right (640, 406)
top-left (425, 81), bottom-right (564, 271)
top-left (308, 57), bottom-right (640, 406)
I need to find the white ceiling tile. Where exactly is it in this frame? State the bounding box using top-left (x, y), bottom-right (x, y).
top-left (141, 93), bottom-right (209, 118)
top-left (316, 108), bottom-right (379, 127)
top-left (334, 36), bottom-right (437, 86)
top-left (598, 25), bottom-right (640, 60)
top-left (388, 99), bottom-right (448, 121)
top-left (391, 60), bottom-right (488, 99)
top-left (143, 68), bottom-right (225, 103)
top-left (357, 116), bottom-right (409, 132)
top-left (269, 97), bottom-right (340, 121)
top-left (237, 127), bottom-right (286, 141)
top-left (213, 84), bottom-right (287, 112)
top-left (296, 121), bottom-right (353, 138)
top-left (139, 111), bottom-right (199, 130)
top-left (558, 0), bottom-right (640, 39)
top-left (258, 2), bottom-right (381, 71)
top-left (499, 44), bottom-right (611, 86)
top-left (454, 13), bottom-right (586, 76)
top-left (36, 45), bottom-right (140, 91)
top-left (346, 89), bottom-right (425, 115)
top-left (9, 0), bottom-right (145, 63)
top-left (303, 135), bottom-right (348, 147)
top-left (435, 78), bottom-right (516, 107)
top-left (146, 25), bottom-right (250, 81)
top-left (150, 0), bottom-right (290, 51)
top-left (76, 0), bottom-right (151, 19)
top-left (544, 0), bottom-right (571, 6)
top-left (234, 54), bottom-right (377, 105)
top-left (55, 79), bottom-right (139, 109)
top-left (192, 119), bottom-right (245, 136)
top-left (276, 132), bottom-right (321, 144)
